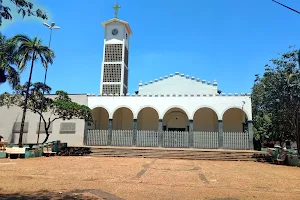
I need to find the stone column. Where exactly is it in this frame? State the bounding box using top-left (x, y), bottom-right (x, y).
top-left (189, 120), bottom-right (194, 148)
top-left (158, 119), bottom-right (163, 147)
top-left (248, 120), bottom-right (254, 150)
top-left (133, 119), bottom-right (137, 146)
top-left (108, 119), bottom-right (113, 145)
top-left (218, 120), bottom-right (223, 148)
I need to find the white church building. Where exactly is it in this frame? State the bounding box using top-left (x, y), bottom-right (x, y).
top-left (0, 5), bottom-right (254, 150)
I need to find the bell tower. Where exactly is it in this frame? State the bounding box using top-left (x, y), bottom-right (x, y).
top-left (100, 3), bottom-right (132, 95)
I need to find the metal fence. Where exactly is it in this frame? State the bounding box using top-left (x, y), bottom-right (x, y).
top-left (85, 130), bottom-right (250, 150)
top-left (223, 132), bottom-right (249, 150)
top-left (194, 132), bottom-right (218, 149)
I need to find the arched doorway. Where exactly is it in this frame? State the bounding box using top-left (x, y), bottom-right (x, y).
top-left (222, 108), bottom-right (247, 132)
top-left (222, 108), bottom-right (249, 149)
top-left (113, 107), bottom-right (134, 130)
top-left (162, 108), bottom-right (189, 131)
top-left (137, 107), bottom-right (159, 131)
top-left (193, 107), bottom-right (218, 132)
top-left (87, 107), bottom-right (110, 146)
top-left (91, 107), bottom-right (109, 130)
top-left (193, 107), bottom-right (219, 148)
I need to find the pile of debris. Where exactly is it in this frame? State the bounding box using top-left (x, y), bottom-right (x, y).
top-left (252, 153), bottom-right (273, 163)
top-left (57, 147), bottom-right (92, 156)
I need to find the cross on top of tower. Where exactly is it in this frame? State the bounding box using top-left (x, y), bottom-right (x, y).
top-left (113, 3), bottom-right (121, 18)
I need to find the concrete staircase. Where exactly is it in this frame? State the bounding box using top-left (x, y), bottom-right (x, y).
top-left (89, 146), bottom-right (270, 162)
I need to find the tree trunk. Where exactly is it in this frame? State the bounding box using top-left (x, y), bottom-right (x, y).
top-left (42, 133), bottom-right (50, 144)
top-left (19, 52), bottom-right (35, 147)
top-left (42, 124), bottom-right (50, 144)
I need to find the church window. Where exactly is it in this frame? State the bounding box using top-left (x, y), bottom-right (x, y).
top-left (13, 122), bottom-right (29, 133)
top-left (37, 122), bottom-right (53, 133)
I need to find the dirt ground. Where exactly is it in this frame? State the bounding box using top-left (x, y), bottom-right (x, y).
top-left (0, 157), bottom-right (300, 200)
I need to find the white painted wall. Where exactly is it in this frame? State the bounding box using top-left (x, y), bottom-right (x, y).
top-left (0, 94), bottom-right (87, 146)
top-left (105, 22), bottom-right (126, 43)
top-left (138, 75), bottom-right (218, 95)
top-left (88, 95), bottom-right (252, 121)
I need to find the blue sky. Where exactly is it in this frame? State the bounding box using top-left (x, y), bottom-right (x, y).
top-left (1, 0), bottom-right (300, 94)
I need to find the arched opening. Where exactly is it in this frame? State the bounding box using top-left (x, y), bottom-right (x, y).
top-left (113, 107), bottom-right (134, 130)
top-left (222, 108), bottom-right (247, 132)
top-left (193, 108), bottom-right (218, 132)
top-left (91, 107), bottom-right (109, 130)
top-left (162, 108), bottom-right (189, 131)
top-left (137, 107), bottom-right (159, 131)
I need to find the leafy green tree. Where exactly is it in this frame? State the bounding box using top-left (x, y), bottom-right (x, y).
top-left (0, 82), bottom-right (93, 144)
top-left (0, 33), bottom-right (20, 88)
top-left (252, 47), bottom-right (300, 154)
top-left (12, 34), bottom-right (54, 147)
top-left (0, 0), bottom-right (47, 26)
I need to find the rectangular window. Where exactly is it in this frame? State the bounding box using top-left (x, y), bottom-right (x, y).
top-left (36, 122), bottom-right (53, 134)
top-left (60, 122), bottom-right (76, 134)
top-left (13, 122), bottom-right (29, 133)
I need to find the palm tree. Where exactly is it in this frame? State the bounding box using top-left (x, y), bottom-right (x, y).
top-left (0, 33), bottom-right (20, 88)
top-left (13, 34), bottom-right (55, 147)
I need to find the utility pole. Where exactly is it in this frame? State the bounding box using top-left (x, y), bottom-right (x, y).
top-left (36, 22), bottom-right (60, 144)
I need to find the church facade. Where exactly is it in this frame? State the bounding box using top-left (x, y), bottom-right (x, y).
top-left (87, 12), bottom-right (254, 149)
top-left (0, 6), bottom-right (254, 149)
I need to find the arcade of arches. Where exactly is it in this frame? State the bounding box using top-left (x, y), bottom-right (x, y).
top-left (91, 107), bottom-right (249, 133)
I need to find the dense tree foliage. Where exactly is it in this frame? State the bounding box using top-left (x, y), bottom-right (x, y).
top-left (0, 33), bottom-right (20, 88)
top-left (252, 47), bottom-right (300, 153)
top-left (0, 82), bottom-right (93, 144)
top-left (0, 0), bottom-right (47, 26)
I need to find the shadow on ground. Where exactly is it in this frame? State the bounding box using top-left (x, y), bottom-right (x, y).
top-left (213, 198), bottom-right (239, 200)
top-left (0, 192), bottom-right (94, 200)
top-left (0, 190), bottom-right (241, 200)
top-left (0, 189), bottom-right (124, 200)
